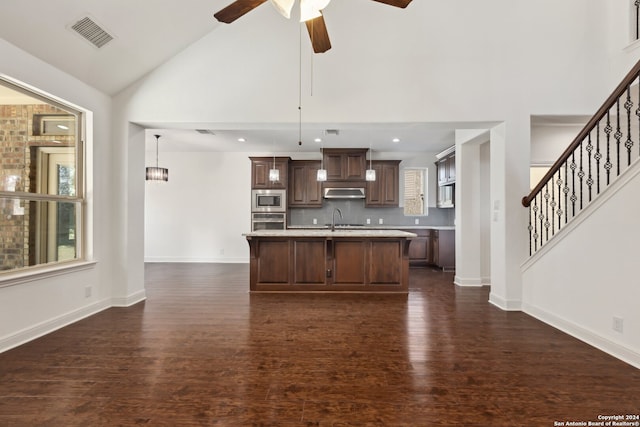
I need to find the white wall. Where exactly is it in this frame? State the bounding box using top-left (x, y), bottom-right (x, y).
top-left (522, 161), bottom-right (640, 368)
top-left (0, 39), bottom-right (120, 352)
top-left (145, 151), bottom-right (252, 262)
top-left (115, 0), bottom-right (612, 310)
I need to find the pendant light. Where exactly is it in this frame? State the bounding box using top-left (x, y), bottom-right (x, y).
top-left (366, 143), bottom-right (376, 182)
top-left (269, 150), bottom-right (280, 182)
top-left (317, 146), bottom-right (327, 181)
top-left (146, 134), bottom-right (168, 182)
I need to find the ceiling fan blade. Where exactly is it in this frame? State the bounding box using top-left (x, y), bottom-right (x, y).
top-left (214, 0), bottom-right (268, 23)
top-left (305, 15), bottom-right (331, 53)
top-left (369, 0), bottom-right (413, 8)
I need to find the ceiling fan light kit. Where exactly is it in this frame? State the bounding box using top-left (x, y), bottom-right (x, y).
top-left (214, 0), bottom-right (412, 53)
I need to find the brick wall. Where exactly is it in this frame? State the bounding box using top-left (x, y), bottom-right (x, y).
top-left (0, 104), bottom-right (74, 271)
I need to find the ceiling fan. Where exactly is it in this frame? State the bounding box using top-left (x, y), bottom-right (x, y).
top-left (213, 0), bottom-right (413, 54)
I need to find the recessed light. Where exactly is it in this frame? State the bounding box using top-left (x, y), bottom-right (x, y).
top-left (392, 138), bottom-right (400, 143)
top-left (314, 138), bottom-right (322, 143)
top-left (237, 137), bottom-right (246, 142)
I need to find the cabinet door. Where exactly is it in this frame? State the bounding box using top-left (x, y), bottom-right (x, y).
top-left (289, 161), bottom-right (322, 207)
top-left (366, 161), bottom-right (399, 207)
top-left (345, 152), bottom-right (366, 180)
top-left (446, 155), bottom-right (456, 183)
top-left (322, 149), bottom-right (367, 181)
top-left (251, 158), bottom-right (288, 189)
top-left (437, 158), bottom-right (448, 185)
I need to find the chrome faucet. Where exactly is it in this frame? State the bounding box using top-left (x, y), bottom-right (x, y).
top-left (331, 208), bottom-right (343, 232)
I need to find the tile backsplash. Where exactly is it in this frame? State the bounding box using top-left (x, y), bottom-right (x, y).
top-left (289, 199), bottom-right (454, 227)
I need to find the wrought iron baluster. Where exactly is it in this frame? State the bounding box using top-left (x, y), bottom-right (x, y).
top-left (544, 183), bottom-right (550, 243)
top-left (595, 123), bottom-right (602, 194)
top-left (586, 132), bottom-right (593, 202)
top-left (563, 158), bottom-right (569, 224)
top-left (615, 99), bottom-right (622, 176)
top-left (550, 176), bottom-right (556, 235)
top-left (528, 204), bottom-right (533, 256)
top-left (555, 169), bottom-right (563, 233)
top-left (532, 198), bottom-right (539, 253)
top-left (578, 140), bottom-right (585, 210)
top-left (604, 111), bottom-right (612, 185)
top-left (570, 151), bottom-right (577, 218)
top-left (625, 86), bottom-right (634, 166)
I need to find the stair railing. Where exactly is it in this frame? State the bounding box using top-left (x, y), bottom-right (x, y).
top-left (522, 59), bottom-right (640, 255)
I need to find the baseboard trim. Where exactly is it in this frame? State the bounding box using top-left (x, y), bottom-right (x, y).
top-left (454, 275), bottom-right (484, 287)
top-left (111, 289), bottom-right (146, 307)
top-left (0, 298), bottom-right (111, 353)
top-left (523, 302), bottom-right (640, 369)
top-left (488, 292), bottom-right (522, 311)
top-left (144, 257), bottom-right (249, 263)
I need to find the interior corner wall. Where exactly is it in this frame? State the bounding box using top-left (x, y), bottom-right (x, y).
top-left (0, 39), bottom-right (116, 353)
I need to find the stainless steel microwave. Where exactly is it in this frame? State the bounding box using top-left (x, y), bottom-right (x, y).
top-left (251, 189), bottom-right (286, 212)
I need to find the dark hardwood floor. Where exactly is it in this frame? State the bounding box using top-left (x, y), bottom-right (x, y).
top-left (0, 263), bottom-right (638, 426)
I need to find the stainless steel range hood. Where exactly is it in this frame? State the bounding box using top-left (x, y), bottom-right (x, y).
top-left (323, 187), bottom-right (366, 199)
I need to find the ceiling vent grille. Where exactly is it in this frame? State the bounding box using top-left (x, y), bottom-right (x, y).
top-left (70, 16), bottom-right (114, 48)
top-left (196, 129), bottom-right (215, 135)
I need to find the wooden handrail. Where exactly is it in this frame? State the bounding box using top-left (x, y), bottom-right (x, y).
top-left (522, 59), bottom-right (640, 207)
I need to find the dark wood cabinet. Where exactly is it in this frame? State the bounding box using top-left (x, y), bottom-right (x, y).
top-left (405, 229), bottom-right (432, 266)
top-left (323, 148), bottom-right (367, 181)
top-left (432, 229), bottom-right (455, 270)
top-left (402, 228), bottom-right (454, 270)
top-left (250, 157), bottom-right (289, 189)
top-left (288, 160), bottom-right (323, 207)
top-left (365, 160), bottom-right (400, 207)
top-left (437, 153), bottom-right (456, 185)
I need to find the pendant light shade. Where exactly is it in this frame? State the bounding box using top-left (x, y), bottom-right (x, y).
top-left (146, 134), bottom-right (168, 182)
top-left (317, 146), bottom-right (327, 181)
top-left (269, 151), bottom-right (280, 182)
top-left (300, 0), bottom-right (331, 22)
top-left (270, 0), bottom-right (295, 19)
top-left (366, 145), bottom-right (376, 182)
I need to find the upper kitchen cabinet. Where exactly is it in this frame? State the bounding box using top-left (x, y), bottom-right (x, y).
top-left (366, 160), bottom-right (400, 207)
top-left (323, 148), bottom-right (367, 181)
top-left (289, 160), bottom-right (323, 207)
top-left (436, 150), bottom-right (456, 186)
top-left (250, 157), bottom-right (290, 189)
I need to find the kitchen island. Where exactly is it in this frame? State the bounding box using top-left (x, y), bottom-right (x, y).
top-left (243, 229), bottom-right (416, 293)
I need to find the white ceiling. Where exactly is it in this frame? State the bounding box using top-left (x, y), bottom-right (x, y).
top-left (0, 1), bottom-right (574, 154)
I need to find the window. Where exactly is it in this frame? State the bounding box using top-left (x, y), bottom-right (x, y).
top-left (0, 78), bottom-right (84, 274)
top-left (403, 168), bottom-right (428, 216)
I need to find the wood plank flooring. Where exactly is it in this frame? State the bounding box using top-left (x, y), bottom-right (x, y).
top-left (0, 263), bottom-right (638, 426)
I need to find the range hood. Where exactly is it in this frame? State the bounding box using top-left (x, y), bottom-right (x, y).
top-left (323, 187), bottom-right (366, 199)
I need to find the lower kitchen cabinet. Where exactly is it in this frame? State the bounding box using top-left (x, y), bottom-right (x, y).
top-left (403, 228), bottom-right (455, 270)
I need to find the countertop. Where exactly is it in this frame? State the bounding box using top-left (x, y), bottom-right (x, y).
top-left (286, 225), bottom-right (455, 231)
top-left (244, 229), bottom-right (418, 238)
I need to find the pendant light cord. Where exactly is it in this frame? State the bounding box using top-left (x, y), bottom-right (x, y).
top-left (298, 23), bottom-right (302, 146)
top-left (155, 134), bottom-right (160, 168)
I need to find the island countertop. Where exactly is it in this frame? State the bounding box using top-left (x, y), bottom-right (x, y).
top-left (243, 229), bottom-right (417, 238)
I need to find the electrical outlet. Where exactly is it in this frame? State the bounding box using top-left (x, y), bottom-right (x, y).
top-left (366, 218), bottom-right (371, 225)
top-left (313, 218), bottom-right (317, 225)
top-left (613, 316), bottom-right (624, 333)
top-left (414, 218), bottom-right (419, 225)
top-left (84, 286), bottom-right (92, 298)
top-left (379, 218), bottom-right (384, 225)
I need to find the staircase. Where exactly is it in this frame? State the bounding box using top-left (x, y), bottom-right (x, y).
top-left (523, 59), bottom-right (640, 255)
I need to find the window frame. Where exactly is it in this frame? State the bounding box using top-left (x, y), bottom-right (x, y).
top-left (0, 76), bottom-right (89, 283)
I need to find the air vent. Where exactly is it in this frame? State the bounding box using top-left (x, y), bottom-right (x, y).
top-left (70, 16), bottom-right (114, 48)
top-left (196, 129), bottom-right (215, 135)
top-left (324, 129), bottom-right (340, 136)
